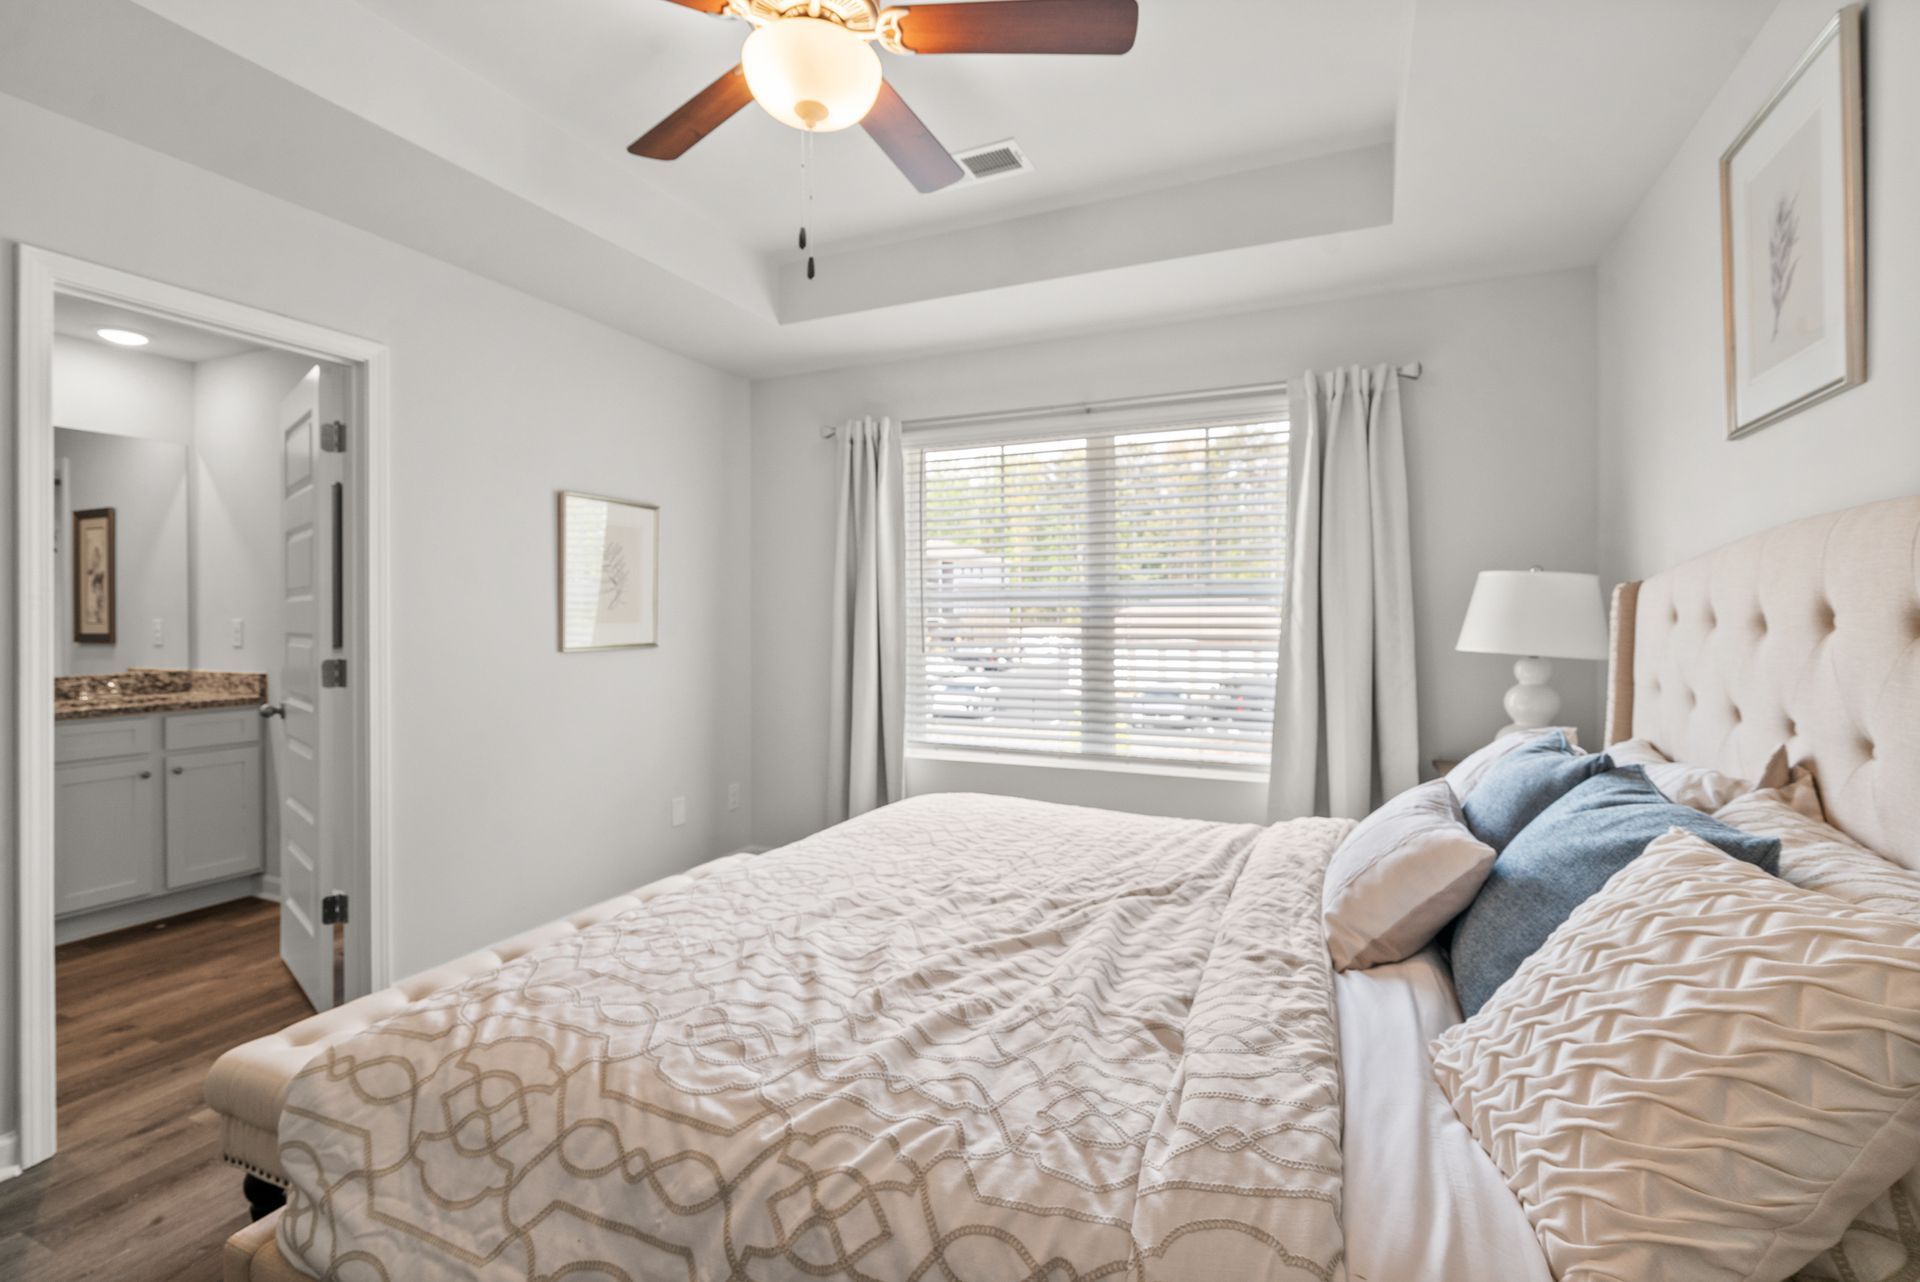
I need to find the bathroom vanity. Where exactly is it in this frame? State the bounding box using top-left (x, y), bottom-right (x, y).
top-left (55, 671), bottom-right (269, 942)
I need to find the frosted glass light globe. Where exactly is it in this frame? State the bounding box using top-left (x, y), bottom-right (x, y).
top-left (742, 17), bottom-right (883, 133)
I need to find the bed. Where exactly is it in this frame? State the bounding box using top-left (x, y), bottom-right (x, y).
top-left (209, 493), bottom-right (1920, 1282)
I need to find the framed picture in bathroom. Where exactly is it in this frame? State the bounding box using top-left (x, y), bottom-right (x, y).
top-left (73, 506), bottom-right (116, 644)
top-left (557, 491), bottom-right (658, 652)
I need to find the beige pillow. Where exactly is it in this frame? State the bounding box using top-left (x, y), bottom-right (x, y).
top-left (1716, 792), bottom-right (1920, 1282)
top-left (1432, 830), bottom-right (1920, 1282)
top-left (1716, 790), bottom-right (1920, 920)
top-left (1322, 780), bottom-right (1495, 971)
top-left (1445, 727), bottom-right (1582, 802)
top-left (1605, 738), bottom-right (1791, 813)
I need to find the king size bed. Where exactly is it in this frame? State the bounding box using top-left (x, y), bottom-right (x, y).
top-left (209, 494), bottom-right (1920, 1282)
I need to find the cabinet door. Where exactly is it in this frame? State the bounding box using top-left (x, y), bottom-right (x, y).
top-left (164, 746), bottom-right (264, 889)
top-left (55, 758), bottom-right (161, 915)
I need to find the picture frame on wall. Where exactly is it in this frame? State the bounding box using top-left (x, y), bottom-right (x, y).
top-left (558, 490), bottom-right (659, 652)
top-left (73, 506), bottom-right (116, 644)
top-left (1720, 4), bottom-right (1865, 439)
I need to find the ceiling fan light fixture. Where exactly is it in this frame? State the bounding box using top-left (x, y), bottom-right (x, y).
top-left (741, 17), bottom-right (883, 133)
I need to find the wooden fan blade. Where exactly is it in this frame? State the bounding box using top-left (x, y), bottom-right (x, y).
top-left (895, 0), bottom-right (1138, 55)
top-left (628, 65), bottom-right (753, 159)
top-left (862, 82), bottom-right (964, 193)
top-left (657, 0), bottom-right (731, 12)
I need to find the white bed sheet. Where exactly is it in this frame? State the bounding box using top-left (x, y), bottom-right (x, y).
top-left (1337, 947), bottom-right (1554, 1282)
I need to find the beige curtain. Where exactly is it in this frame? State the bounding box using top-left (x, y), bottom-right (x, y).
top-left (827, 416), bottom-right (906, 823)
top-left (1269, 366), bottom-right (1419, 820)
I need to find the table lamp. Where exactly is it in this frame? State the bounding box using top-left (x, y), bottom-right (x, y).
top-left (1455, 568), bottom-right (1608, 732)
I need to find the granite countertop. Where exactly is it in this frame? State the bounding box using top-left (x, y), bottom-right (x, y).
top-left (55, 669), bottom-right (268, 722)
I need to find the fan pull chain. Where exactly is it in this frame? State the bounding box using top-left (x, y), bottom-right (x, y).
top-left (802, 130), bottom-right (817, 280)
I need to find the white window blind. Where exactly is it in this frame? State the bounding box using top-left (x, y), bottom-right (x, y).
top-left (904, 395), bottom-right (1288, 772)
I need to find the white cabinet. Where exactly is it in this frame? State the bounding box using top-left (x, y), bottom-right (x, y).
top-left (165, 746), bottom-right (264, 889)
top-left (55, 756), bottom-right (161, 914)
top-left (54, 709), bottom-right (265, 921)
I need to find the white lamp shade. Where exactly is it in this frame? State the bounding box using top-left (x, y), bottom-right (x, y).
top-left (742, 17), bottom-right (883, 133)
top-left (1455, 569), bottom-right (1608, 660)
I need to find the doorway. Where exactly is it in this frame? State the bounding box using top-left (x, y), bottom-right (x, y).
top-left (12, 247), bottom-right (394, 1173)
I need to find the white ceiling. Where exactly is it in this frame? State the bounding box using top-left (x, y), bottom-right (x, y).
top-left (55, 295), bottom-right (264, 363)
top-left (0, 0), bottom-right (1778, 376)
top-left (348, 0), bottom-right (1413, 256)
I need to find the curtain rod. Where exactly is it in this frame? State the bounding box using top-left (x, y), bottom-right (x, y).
top-left (819, 363), bottom-right (1421, 439)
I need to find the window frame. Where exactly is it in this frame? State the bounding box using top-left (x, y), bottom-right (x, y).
top-left (902, 387), bottom-right (1290, 779)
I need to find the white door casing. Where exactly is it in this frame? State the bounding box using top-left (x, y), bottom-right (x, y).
top-left (278, 365), bottom-right (348, 1012)
top-left (15, 246), bottom-right (392, 1174)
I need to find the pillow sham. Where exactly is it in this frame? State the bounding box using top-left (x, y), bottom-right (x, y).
top-left (1715, 790), bottom-right (1920, 922)
top-left (1459, 731), bottom-right (1611, 853)
top-left (1433, 830), bottom-right (1920, 1282)
top-left (1448, 766), bottom-right (1780, 1017)
top-left (1603, 737), bottom-right (1791, 813)
top-left (1444, 726), bottom-right (1582, 802)
top-left (1322, 780), bottom-right (1496, 972)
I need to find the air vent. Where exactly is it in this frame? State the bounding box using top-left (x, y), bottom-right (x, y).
top-left (954, 139), bottom-right (1032, 185)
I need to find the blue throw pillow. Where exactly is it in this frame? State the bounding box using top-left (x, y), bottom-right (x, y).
top-left (1448, 766), bottom-right (1782, 1017)
top-left (1460, 731), bottom-right (1613, 852)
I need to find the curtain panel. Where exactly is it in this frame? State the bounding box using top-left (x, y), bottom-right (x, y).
top-left (827, 416), bottom-right (907, 822)
top-left (1269, 366), bottom-right (1419, 820)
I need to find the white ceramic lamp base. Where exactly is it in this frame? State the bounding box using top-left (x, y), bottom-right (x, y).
top-left (1500, 655), bottom-right (1560, 734)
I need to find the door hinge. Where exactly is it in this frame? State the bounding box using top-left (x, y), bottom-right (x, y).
top-left (320, 420), bottom-right (347, 453)
top-left (321, 658), bottom-right (348, 688)
top-left (321, 892), bottom-right (349, 925)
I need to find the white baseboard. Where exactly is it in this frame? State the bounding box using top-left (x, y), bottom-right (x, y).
top-left (54, 875), bottom-right (265, 945)
top-left (0, 1129), bottom-right (21, 1182)
top-left (255, 875), bottom-right (282, 903)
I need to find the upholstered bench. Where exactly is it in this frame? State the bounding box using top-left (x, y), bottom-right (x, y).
top-left (205, 853), bottom-right (752, 1279)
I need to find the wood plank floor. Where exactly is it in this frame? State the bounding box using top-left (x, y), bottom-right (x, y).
top-left (0, 898), bottom-right (314, 1281)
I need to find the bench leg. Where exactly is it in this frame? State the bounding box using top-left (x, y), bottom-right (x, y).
top-left (244, 1174), bottom-right (287, 1222)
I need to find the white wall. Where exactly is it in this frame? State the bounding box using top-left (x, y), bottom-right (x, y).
top-left (749, 269), bottom-right (1601, 848)
top-left (49, 335), bottom-right (194, 443)
top-left (1597, 0), bottom-right (1920, 584)
top-left (0, 91), bottom-right (754, 1143)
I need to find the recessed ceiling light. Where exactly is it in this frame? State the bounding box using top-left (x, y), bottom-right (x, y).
top-left (96, 327), bottom-right (150, 347)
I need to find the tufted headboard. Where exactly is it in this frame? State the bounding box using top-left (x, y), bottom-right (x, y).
top-left (1604, 495), bottom-right (1920, 871)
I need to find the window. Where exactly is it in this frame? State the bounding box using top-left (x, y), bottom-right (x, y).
top-left (905, 394), bottom-right (1287, 772)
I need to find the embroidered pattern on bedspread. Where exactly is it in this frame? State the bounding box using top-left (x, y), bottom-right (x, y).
top-left (277, 793), bottom-right (1353, 1281)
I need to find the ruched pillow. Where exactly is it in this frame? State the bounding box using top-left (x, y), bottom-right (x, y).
top-left (1434, 830), bottom-right (1920, 1282)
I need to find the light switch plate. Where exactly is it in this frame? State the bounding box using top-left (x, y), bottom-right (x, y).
top-left (671, 796), bottom-right (687, 828)
top-left (726, 783), bottom-right (741, 812)
top-left (150, 617), bottom-right (164, 647)
top-left (231, 617), bottom-right (245, 648)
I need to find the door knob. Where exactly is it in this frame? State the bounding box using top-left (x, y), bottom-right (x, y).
top-left (259, 703), bottom-right (286, 719)
top-left (139, 770), bottom-right (152, 779)
top-left (171, 766), bottom-right (185, 775)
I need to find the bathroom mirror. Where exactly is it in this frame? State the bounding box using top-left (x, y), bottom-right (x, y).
top-left (56, 427), bottom-right (191, 676)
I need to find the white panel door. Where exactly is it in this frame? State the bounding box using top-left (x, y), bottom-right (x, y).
top-left (278, 364), bottom-right (348, 1012)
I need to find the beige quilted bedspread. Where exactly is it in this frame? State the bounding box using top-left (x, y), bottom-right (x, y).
top-left (277, 794), bottom-right (1353, 1281)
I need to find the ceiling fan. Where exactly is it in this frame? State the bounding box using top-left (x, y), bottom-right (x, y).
top-left (628, 0), bottom-right (1140, 193)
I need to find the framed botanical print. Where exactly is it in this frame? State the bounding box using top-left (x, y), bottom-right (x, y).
top-left (73, 507), bottom-right (116, 644)
top-left (1720, 5), bottom-right (1865, 439)
top-left (558, 491), bottom-right (658, 651)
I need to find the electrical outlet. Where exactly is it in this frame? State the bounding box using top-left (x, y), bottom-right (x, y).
top-left (726, 783), bottom-right (741, 812)
top-left (671, 796), bottom-right (687, 828)
top-left (150, 617), bottom-right (165, 647)
top-left (231, 617), bottom-right (245, 648)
